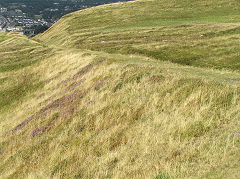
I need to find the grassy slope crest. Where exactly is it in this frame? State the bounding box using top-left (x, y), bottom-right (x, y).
top-left (0, 0), bottom-right (240, 178)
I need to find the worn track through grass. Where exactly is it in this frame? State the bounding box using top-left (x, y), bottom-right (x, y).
top-left (0, 0), bottom-right (240, 178)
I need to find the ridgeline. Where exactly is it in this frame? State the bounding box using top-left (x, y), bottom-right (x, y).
top-left (0, 0), bottom-right (240, 178)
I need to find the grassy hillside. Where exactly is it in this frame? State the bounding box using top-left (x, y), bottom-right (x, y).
top-left (1, 0), bottom-right (240, 178)
top-left (36, 0), bottom-right (240, 71)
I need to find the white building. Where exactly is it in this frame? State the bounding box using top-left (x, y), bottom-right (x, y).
top-left (0, 8), bottom-right (7, 13)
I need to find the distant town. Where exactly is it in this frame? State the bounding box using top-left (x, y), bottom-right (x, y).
top-left (0, 7), bottom-right (50, 37)
top-left (0, 0), bottom-right (131, 37)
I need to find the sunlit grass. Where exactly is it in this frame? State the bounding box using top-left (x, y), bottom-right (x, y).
top-left (0, 0), bottom-right (240, 178)
top-left (36, 0), bottom-right (240, 72)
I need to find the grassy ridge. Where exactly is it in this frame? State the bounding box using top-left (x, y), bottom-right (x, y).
top-left (36, 0), bottom-right (240, 71)
top-left (1, 34), bottom-right (240, 178)
top-left (0, 0), bottom-right (240, 178)
top-left (0, 33), bottom-right (51, 73)
top-left (0, 33), bottom-right (52, 113)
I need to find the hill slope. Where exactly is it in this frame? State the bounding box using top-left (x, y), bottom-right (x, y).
top-left (1, 0), bottom-right (240, 178)
top-left (36, 0), bottom-right (240, 71)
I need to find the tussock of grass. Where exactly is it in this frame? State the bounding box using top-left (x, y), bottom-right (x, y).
top-left (1, 0), bottom-right (240, 178)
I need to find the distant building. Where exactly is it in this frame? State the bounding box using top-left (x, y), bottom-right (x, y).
top-left (0, 8), bottom-right (7, 13)
top-left (6, 26), bottom-right (23, 32)
top-left (0, 28), bottom-right (7, 32)
top-left (15, 9), bottom-right (22, 13)
top-left (50, 9), bottom-right (59, 12)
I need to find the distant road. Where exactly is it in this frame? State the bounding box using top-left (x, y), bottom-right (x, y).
top-left (0, 15), bottom-right (8, 28)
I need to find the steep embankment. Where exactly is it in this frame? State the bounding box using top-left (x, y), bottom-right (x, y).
top-left (1, 0), bottom-right (240, 178)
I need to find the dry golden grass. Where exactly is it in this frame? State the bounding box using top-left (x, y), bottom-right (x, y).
top-left (1, 0), bottom-right (240, 178)
top-left (1, 40), bottom-right (240, 178)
